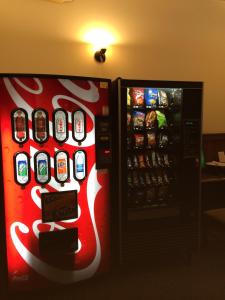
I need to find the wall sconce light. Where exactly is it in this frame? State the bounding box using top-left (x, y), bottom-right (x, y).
top-left (83, 28), bottom-right (116, 63)
top-left (94, 48), bottom-right (107, 63)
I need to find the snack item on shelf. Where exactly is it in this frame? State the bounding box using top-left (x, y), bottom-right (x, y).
top-left (151, 151), bottom-right (158, 168)
top-left (156, 152), bottom-right (164, 167)
top-left (127, 156), bottom-right (133, 169)
top-left (145, 172), bottom-right (152, 186)
top-left (130, 87), bottom-right (145, 107)
top-left (133, 111), bottom-right (145, 129)
top-left (151, 172), bottom-right (158, 185)
top-left (145, 110), bottom-right (157, 129)
top-left (133, 154), bottom-right (139, 168)
top-left (139, 173), bottom-right (146, 187)
top-left (158, 133), bottom-right (169, 148)
top-left (134, 133), bottom-right (145, 148)
top-left (156, 110), bottom-right (167, 129)
top-left (145, 153), bottom-right (152, 168)
top-left (163, 153), bottom-right (170, 167)
top-left (156, 170), bottom-right (163, 185)
top-left (147, 132), bottom-right (156, 148)
top-left (163, 170), bottom-right (170, 184)
top-left (138, 154), bottom-right (145, 168)
top-left (127, 112), bottom-right (132, 129)
top-left (145, 88), bottom-right (158, 108)
top-left (173, 89), bottom-right (182, 107)
top-left (127, 88), bottom-right (131, 106)
top-left (127, 136), bottom-right (132, 149)
top-left (127, 172), bottom-right (133, 188)
top-left (158, 90), bottom-right (169, 108)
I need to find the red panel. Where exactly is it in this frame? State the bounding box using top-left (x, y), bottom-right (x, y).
top-left (0, 77), bottom-right (110, 290)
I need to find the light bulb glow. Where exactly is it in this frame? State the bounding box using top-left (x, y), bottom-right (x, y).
top-left (83, 28), bottom-right (115, 51)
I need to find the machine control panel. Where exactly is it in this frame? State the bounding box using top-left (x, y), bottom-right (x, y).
top-left (95, 116), bottom-right (112, 169)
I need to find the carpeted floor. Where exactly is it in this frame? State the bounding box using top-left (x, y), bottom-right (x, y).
top-left (11, 241), bottom-right (225, 300)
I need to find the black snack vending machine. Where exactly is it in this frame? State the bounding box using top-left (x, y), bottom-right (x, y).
top-left (113, 78), bottom-right (203, 264)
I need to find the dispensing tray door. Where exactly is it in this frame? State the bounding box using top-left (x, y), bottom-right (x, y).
top-left (39, 228), bottom-right (78, 256)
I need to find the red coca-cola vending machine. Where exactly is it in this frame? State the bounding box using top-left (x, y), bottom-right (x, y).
top-left (0, 74), bottom-right (113, 293)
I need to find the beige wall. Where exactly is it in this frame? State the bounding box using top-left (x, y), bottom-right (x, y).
top-left (0, 0), bottom-right (225, 133)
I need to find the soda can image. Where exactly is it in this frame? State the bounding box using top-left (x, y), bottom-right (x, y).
top-left (58, 159), bottom-right (67, 174)
top-left (77, 162), bottom-right (84, 173)
top-left (14, 152), bottom-right (30, 186)
top-left (72, 109), bottom-right (86, 143)
top-left (18, 160), bottom-right (28, 177)
top-left (53, 109), bottom-right (68, 143)
top-left (34, 151), bottom-right (51, 185)
top-left (54, 150), bottom-right (69, 183)
top-left (38, 160), bottom-right (47, 176)
top-left (73, 150), bottom-right (87, 181)
top-left (11, 108), bottom-right (29, 144)
top-left (32, 108), bottom-right (49, 143)
top-left (56, 118), bottom-right (65, 133)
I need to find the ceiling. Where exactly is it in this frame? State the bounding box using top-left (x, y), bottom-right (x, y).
top-left (0, 0), bottom-right (224, 46)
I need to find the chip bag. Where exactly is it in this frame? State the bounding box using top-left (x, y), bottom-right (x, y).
top-left (156, 110), bottom-right (167, 129)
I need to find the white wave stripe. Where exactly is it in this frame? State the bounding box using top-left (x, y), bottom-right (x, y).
top-left (10, 164), bottom-right (102, 283)
top-left (32, 220), bottom-right (54, 238)
top-left (4, 78), bottom-right (33, 119)
top-left (32, 220), bottom-right (82, 253)
top-left (52, 95), bottom-right (95, 147)
top-left (58, 79), bottom-right (99, 103)
top-left (31, 186), bottom-right (48, 209)
top-left (29, 128), bottom-right (34, 141)
top-left (13, 78), bottom-right (43, 94)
